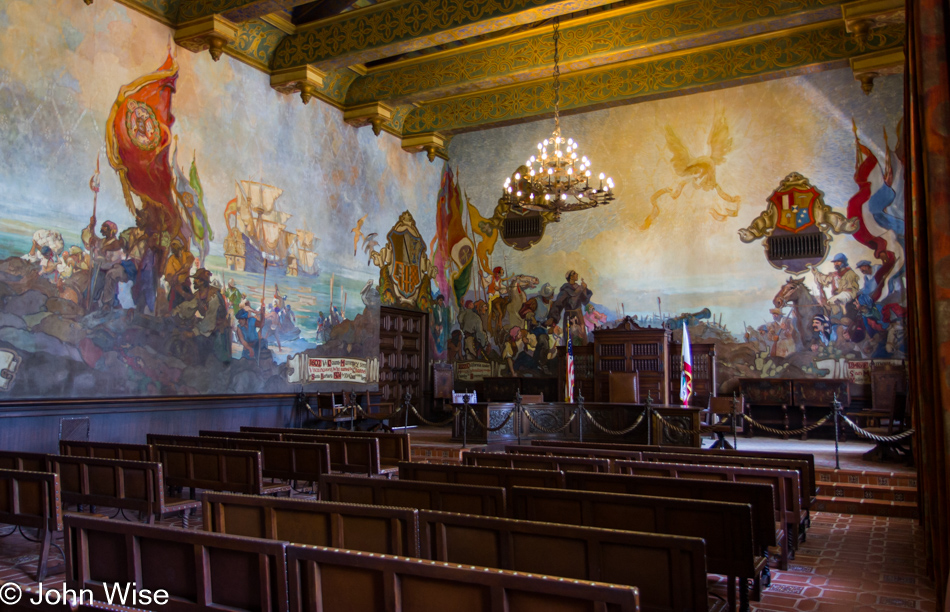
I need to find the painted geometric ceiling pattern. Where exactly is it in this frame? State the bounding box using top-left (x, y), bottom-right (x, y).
top-left (113, 0), bottom-right (904, 149)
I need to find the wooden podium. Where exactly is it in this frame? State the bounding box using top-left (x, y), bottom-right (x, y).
top-left (593, 323), bottom-right (671, 404)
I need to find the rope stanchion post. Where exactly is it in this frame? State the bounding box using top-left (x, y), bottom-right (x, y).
top-left (732, 392), bottom-right (739, 450)
top-left (515, 391), bottom-right (523, 446)
top-left (645, 392), bottom-right (654, 446)
top-left (833, 393), bottom-right (842, 470)
top-left (462, 393), bottom-right (470, 449)
top-left (577, 389), bottom-right (584, 443)
top-left (403, 389), bottom-right (412, 431)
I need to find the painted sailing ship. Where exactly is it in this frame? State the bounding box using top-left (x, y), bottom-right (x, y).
top-left (223, 180), bottom-right (320, 277)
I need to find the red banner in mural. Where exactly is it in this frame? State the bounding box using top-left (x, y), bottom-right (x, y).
top-left (105, 52), bottom-right (180, 233)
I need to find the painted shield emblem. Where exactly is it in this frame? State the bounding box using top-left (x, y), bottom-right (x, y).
top-left (125, 100), bottom-right (161, 151)
top-left (771, 187), bottom-right (819, 233)
top-left (388, 229), bottom-right (425, 300)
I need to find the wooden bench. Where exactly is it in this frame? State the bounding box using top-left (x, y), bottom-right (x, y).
top-left (563, 470), bottom-right (786, 572)
top-left (397, 462), bottom-right (565, 514)
top-left (0, 468), bottom-right (62, 581)
top-left (202, 492), bottom-right (419, 557)
top-left (418, 509), bottom-right (721, 612)
top-left (64, 514), bottom-right (289, 612)
top-left (286, 544), bottom-right (641, 612)
top-left (59, 441), bottom-right (152, 462)
top-left (510, 486), bottom-right (763, 612)
top-left (0, 449), bottom-right (50, 472)
top-left (462, 451), bottom-right (611, 473)
top-left (281, 434), bottom-right (384, 476)
top-left (151, 445), bottom-right (291, 498)
top-left (147, 435), bottom-right (332, 487)
top-left (319, 474), bottom-right (507, 517)
top-left (615, 459), bottom-right (799, 553)
top-left (641, 451), bottom-right (811, 541)
top-left (504, 444), bottom-right (643, 466)
top-left (47, 455), bottom-right (200, 526)
top-left (533, 440), bottom-right (817, 512)
top-left (242, 426), bottom-right (411, 471)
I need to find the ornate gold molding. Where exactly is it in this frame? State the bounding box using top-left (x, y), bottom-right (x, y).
top-left (344, 102), bottom-right (395, 136)
top-left (850, 48), bottom-right (904, 94)
top-left (841, 0), bottom-right (904, 43)
top-left (270, 0), bottom-right (619, 71)
top-left (402, 21), bottom-right (905, 135)
top-left (346, 0), bottom-right (846, 106)
top-left (174, 14), bottom-right (239, 61)
top-left (401, 132), bottom-right (449, 162)
top-left (271, 65), bottom-right (327, 104)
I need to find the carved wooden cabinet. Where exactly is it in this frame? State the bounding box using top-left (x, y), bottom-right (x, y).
top-left (592, 327), bottom-right (670, 404)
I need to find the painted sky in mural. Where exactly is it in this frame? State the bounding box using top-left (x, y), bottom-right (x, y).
top-left (446, 68), bottom-right (905, 385)
top-left (0, 0), bottom-right (441, 398)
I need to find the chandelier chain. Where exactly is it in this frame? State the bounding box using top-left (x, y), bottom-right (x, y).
top-left (553, 16), bottom-right (560, 135)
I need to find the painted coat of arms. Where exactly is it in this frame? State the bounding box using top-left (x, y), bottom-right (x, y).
top-left (369, 211), bottom-right (436, 310)
top-left (739, 173), bottom-right (859, 274)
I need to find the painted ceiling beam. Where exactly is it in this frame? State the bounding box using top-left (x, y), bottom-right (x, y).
top-left (399, 21), bottom-right (904, 136)
top-left (178, 0), bottom-right (313, 24)
top-left (345, 0), bottom-right (848, 107)
top-left (270, 0), bottom-right (621, 71)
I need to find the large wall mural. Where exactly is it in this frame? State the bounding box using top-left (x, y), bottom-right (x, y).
top-left (444, 68), bottom-right (906, 392)
top-left (0, 0), bottom-right (440, 398)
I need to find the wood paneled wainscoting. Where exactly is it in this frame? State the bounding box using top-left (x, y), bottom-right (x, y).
top-left (378, 306), bottom-right (429, 422)
top-left (0, 394), bottom-right (297, 453)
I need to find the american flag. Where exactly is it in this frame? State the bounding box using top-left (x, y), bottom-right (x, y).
top-left (565, 325), bottom-right (575, 403)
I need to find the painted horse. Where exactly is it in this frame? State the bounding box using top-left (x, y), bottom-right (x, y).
top-left (772, 277), bottom-right (824, 349)
top-left (488, 274), bottom-right (539, 345)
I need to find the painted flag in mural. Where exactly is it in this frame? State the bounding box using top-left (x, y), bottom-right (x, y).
top-left (467, 198), bottom-right (499, 276)
top-left (565, 328), bottom-right (575, 403)
top-left (105, 52), bottom-right (181, 240)
top-left (429, 164), bottom-right (455, 301)
top-left (846, 123), bottom-right (905, 302)
top-left (182, 151), bottom-right (214, 264)
top-left (679, 322), bottom-right (693, 406)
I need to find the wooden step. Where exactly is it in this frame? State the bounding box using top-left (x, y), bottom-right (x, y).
top-left (816, 482), bottom-right (917, 503)
top-left (816, 468), bottom-right (917, 488)
top-left (814, 494), bottom-right (919, 519)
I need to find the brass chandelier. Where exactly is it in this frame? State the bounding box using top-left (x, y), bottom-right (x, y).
top-left (500, 17), bottom-right (614, 220)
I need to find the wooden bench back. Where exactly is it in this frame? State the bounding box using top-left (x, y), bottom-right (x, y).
top-left (59, 440), bottom-right (152, 462)
top-left (462, 451), bottom-right (611, 473)
top-left (65, 515), bottom-right (289, 612)
top-left (563, 471), bottom-right (777, 551)
top-left (0, 468), bottom-right (62, 533)
top-left (281, 434), bottom-right (381, 475)
top-left (47, 455), bottom-right (164, 516)
top-left (398, 463), bottom-right (565, 511)
top-left (504, 444), bottom-right (643, 463)
top-left (200, 430), bottom-right (283, 441)
top-left (0, 449), bottom-right (50, 472)
top-left (152, 444), bottom-right (266, 495)
top-left (643, 450), bottom-right (811, 507)
top-left (243, 426), bottom-right (412, 467)
top-left (202, 492), bottom-right (419, 557)
top-left (286, 544), bottom-right (640, 612)
top-left (418, 509), bottom-right (708, 612)
top-left (320, 474), bottom-right (507, 517)
top-left (618, 458), bottom-right (799, 518)
top-left (147, 434), bottom-right (331, 482)
top-left (510, 486), bottom-right (756, 579)
top-left (533, 440), bottom-right (817, 499)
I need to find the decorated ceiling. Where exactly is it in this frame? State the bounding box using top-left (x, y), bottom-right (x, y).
top-left (111, 0), bottom-right (904, 159)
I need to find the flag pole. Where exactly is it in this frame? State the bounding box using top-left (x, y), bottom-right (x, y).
top-left (257, 260), bottom-right (268, 366)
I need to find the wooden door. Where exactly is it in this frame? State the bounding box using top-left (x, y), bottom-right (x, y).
top-left (378, 306), bottom-right (428, 419)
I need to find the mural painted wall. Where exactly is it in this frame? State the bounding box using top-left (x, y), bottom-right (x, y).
top-left (443, 68), bottom-right (906, 392)
top-left (0, 0), bottom-right (441, 398)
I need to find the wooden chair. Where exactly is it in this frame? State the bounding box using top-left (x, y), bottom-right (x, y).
top-left (862, 391), bottom-right (912, 462)
top-left (707, 396), bottom-right (744, 449)
top-left (608, 371), bottom-right (639, 403)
